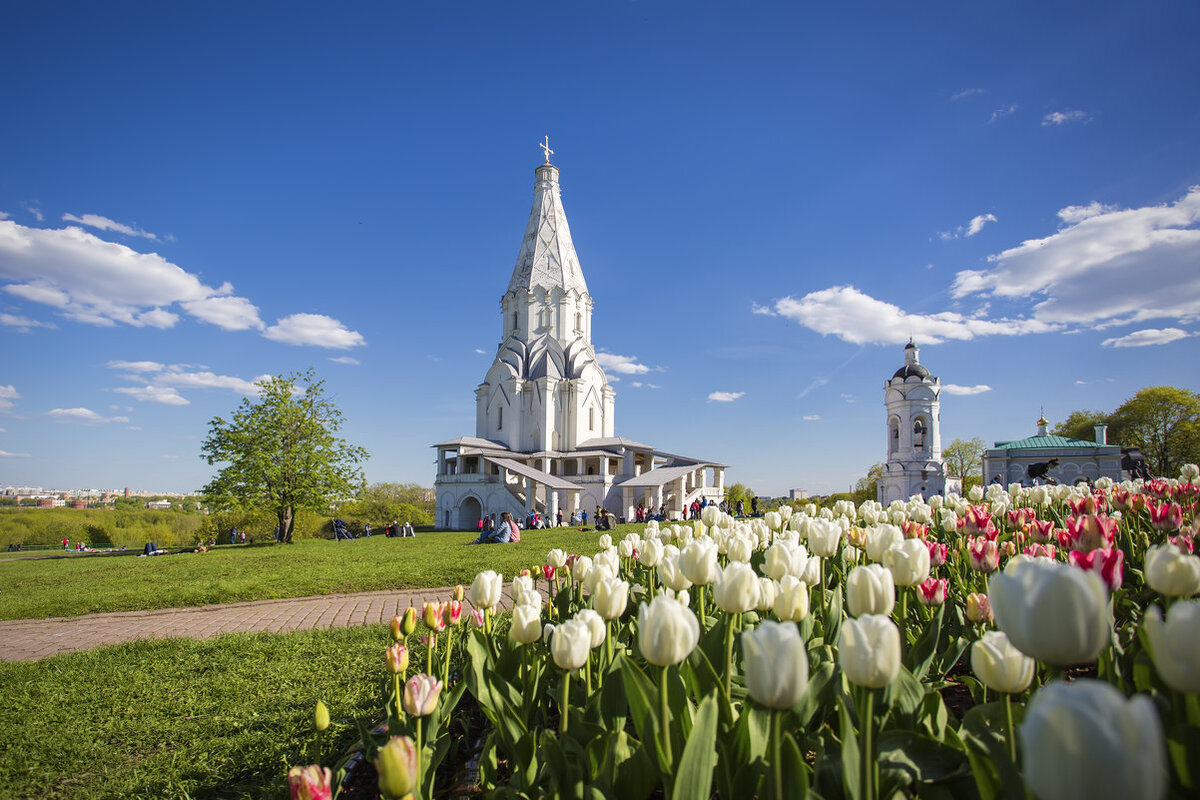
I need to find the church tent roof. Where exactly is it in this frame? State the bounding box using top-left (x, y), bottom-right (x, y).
top-left (618, 464), bottom-right (710, 488)
top-left (432, 436), bottom-right (511, 450)
top-left (989, 435), bottom-right (1119, 451)
top-left (484, 456), bottom-right (583, 491)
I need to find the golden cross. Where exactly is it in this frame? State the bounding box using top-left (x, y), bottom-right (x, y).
top-left (539, 135), bottom-right (554, 164)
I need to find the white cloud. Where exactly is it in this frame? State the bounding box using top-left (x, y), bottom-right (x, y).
top-left (0, 385), bottom-right (18, 413)
top-left (107, 360), bottom-right (166, 373)
top-left (1101, 327), bottom-right (1190, 348)
top-left (802, 414), bottom-right (821, 421)
top-left (0, 312), bottom-right (55, 331)
top-left (0, 449), bottom-right (30, 457)
top-left (46, 407), bottom-right (129, 424)
top-left (952, 88), bottom-right (984, 101)
top-left (751, 302), bottom-right (777, 316)
top-left (113, 385), bottom-right (189, 405)
top-left (988, 104), bottom-right (1018, 123)
top-left (942, 383), bottom-right (993, 396)
top-left (263, 313), bottom-right (365, 349)
top-left (21, 202), bottom-right (43, 222)
top-left (708, 391), bottom-right (744, 403)
top-left (840, 393), bottom-right (855, 403)
top-left (1042, 110), bottom-right (1090, 126)
top-left (596, 351), bottom-right (651, 375)
top-left (473, 348), bottom-right (486, 355)
top-left (62, 213), bottom-right (160, 241)
top-left (631, 381), bottom-right (661, 389)
top-left (797, 377), bottom-right (829, 398)
top-left (940, 213), bottom-right (997, 240)
top-left (764, 286), bottom-right (1056, 345)
top-left (329, 356), bottom-right (360, 365)
top-left (181, 295), bottom-right (264, 331)
top-left (951, 187), bottom-right (1200, 328)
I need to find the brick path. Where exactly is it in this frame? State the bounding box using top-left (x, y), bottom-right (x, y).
top-left (0, 585), bottom-right (528, 663)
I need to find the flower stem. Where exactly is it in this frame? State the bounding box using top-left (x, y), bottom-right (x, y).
top-left (722, 613), bottom-right (736, 700)
top-left (415, 716), bottom-right (424, 800)
top-left (771, 709), bottom-right (784, 800)
top-left (1003, 692), bottom-right (1017, 764)
top-left (559, 670), bottom-right (571, 737)
top-left (660, 665), bottom-right (674, 775)
top-left (861, 686), bottom-right (876, 800)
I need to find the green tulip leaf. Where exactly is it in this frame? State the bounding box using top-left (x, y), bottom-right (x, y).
top-left (1167, 722), bottom-right (1200, 789)
top-left (671, 694), bottom-right (719, 800)
top-left (838, 691), bottom-right (862, 800)
top-left (877, 729), bottom-right (970, 784)
top-left (780, 731), bottom-right (810, 800)
top-left (793, 660), bottom-right (838, 730)
top-left (619, 656), bottom-right (667, 775)
top-left (884, 665), bottom-right (925, 716)
top-left (908, 603), bottom-right (944, 681)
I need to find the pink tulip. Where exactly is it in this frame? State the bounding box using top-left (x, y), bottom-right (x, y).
top-left (959, 505), bottom-right (999, 540)
top-left (444, 599), bottom-right (464, 627)
top-left (925, 540), bottom-right (948, 567)
top-left (966, 592), bottom-right (993, 624)
top-left (1145, 479), bottom-right (1173, 499)
top-left (902, 520), bottom-right (929, 539)
top-left (1069, 494), bottom-right (1106, 516)
top-left (471, 608), bottom-right (486, 627)
top-left (1110, 487), bottom-right (1144, 513)
top-left (423, 601), bottom-right (447, 632)
top-left (1029, 519), bottom-right (1055, 544)
top-left (968, 537), bottom-right (999, 572)
top-left (1068, 547), bottom-right (1124, 592)
top-left (287, 765), bottom-right (333, 800)
top-left (390, 614), bottom-right (404, 641)
top-left (543, 564), bottom-right (556, 581)
top-left (386, 643), bottom-right (409, 675)
top-left (1060, 514), bottom-right (1118, 553)
top-left (1148, 502), bottom-right (1185, 532)
top-left (917, 577), bottom-right (948, 606)
top-left (1007, 508), bottom-right (1037, 530)
top-left (1001, 540), bottom-right (1017, 558)
top-left (1169, 534), bottom-right (1194, 554)
top-left (403, 673), bottom-right (443, 717)
top-left (1024, 543), bottom-right (1057, 560)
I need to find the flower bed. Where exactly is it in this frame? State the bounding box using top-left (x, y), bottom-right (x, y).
top-left (289, 468), bottom-right (1200, 800)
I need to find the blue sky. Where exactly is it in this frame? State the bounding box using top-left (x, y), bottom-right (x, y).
top-left (2, 2), bottom-right (1198, 496)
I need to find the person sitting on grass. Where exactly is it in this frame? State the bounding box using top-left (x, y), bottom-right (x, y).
top-left (470, 511), bottom-right (517, 544)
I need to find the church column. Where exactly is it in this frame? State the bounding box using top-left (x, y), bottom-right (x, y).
top-left (548, 489), bottom-right (559, 525)
top-left (622, 487), bottom-right (634, 523)
top-left (654, 484), bottom-right (664, 513)
top-left (674, 476), bottom-right (687, 518)
top-left (525, 476), bottom-right (535, 515)
top-left (716, 468), bottom-right (725, 494)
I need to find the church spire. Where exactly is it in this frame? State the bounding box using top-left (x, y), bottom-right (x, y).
top-left (507, 148), bottom-right (590, 297)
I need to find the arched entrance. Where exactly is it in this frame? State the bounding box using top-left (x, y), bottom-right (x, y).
top-left (458, 496), bottom-right (482, 531)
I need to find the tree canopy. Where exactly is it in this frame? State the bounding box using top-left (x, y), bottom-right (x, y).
top-left (942, 437), bottom-right (987, 481)
top-left (340, 482), bottom-right (434, 528)
top-left (200, 370), bottom-right (368, 543)
top-left (1051, 409), bottom-right (1108, 442)
top-left (852, 463), bottom-right (884, 505)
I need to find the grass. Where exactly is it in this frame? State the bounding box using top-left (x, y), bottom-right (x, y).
top-left (0, 525), bottom-right (644, 621)
top-left (0, 625), bottom-right (395, 800)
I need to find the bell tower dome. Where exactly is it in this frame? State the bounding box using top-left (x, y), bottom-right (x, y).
top-left (878, 340), bottom-right (950, 502)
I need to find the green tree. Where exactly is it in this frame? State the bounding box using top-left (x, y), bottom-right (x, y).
top-left (942, 437), bottom-right (987, 481)
top-left (1109, 386), bottom-right (1200, 477)
top-left (852, 463), bottom-right (884, 506)
top-left (1051, 410), bottom-right (1108, 442)
top-left (200, 370), bottom-right (368, 543)
top-left (724, 482), bottom-right (755, 512)
top-left (341, 483), bottom-right (434, 528)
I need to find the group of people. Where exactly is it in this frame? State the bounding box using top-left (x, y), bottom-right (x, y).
top-left (333, 518), bottom-right (416, 541)
top-left (471, 512), bottom-right (521, 544)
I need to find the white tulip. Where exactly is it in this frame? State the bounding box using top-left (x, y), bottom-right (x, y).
top-left (638, 537), bottom-right (664, 567)
top-left (470, 570), bottom-right (503, 610)
top-left (882, 539), bottom-right (931, 587)
top-left (680, 538), bottom-right (719, 585)
top-left (1144, 544), bottom-right (1200, 597)
top-left (806, 519), bottom-right (842, 558)
top-left (713, 561), bottom-right (760, 613)
top-left (1143, 602), bottom-right (1200, 694)
top-left (546, 549), bottom-right (567, 569)
top-left (638, 595), bottom-right (700, 666)
top-left (864, 524), bottom-right (904, 563)
top-left (756, 577), bottom-right (778, 612)
top-left (550, 619), bottom-right (591, 670)
top-left (989, 559), bottom-right (1112, 665)
top-left (773, 576), bottom-right (810, 622)
top-left (592, 575), bottom-right (629, 620)
top-left (762, 540), bottom-right (807, 581)
top-left (970, 631), bottom-right (1034, 693)
top-left (839, 614), bottom-right (901, 688)
top-left (846, 564), bottom-right (895, 618)
top-left (510, 603), bottom-right (542, 644)
top-left (658, 552), bottom-right (693, 592)
top-left (575, 608), bottom-right (607, 649)
top-left (742, 621), bottom-right (810, 709)
top-left (727, 534), bottom-right (755, 563)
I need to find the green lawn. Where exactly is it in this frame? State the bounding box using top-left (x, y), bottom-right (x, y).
top-left (0, 526), bottom-right (638, 620)
top-left (0, 625), bottom-right (393, 800)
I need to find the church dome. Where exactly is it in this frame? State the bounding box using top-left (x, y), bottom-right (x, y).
top-left (892, 363), bottom-right (931, 380)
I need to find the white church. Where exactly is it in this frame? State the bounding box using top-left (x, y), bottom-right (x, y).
top-left (433, 146), bottom-right (727, 530)
top-left (877, 341), bottom-right (959, 502)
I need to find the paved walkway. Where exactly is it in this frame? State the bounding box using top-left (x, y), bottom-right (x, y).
top-left (0, 585), bottom-right (528, 663)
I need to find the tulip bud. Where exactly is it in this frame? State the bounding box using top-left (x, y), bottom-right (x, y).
top-left (444, 599), bottom-right (464, 627)
top-left (773, 576), bottom-right (810, 622)
top-left (756, 577), bottom-right (778, 612)
top-left (288, 765), bottom-right (333, 800)
top-left (550, 618), bottom-right (591, 670)
top-left (546, 548), bottom-right (567, 569)
top-left (967, 537), bottom-right (999, 572)
top-left (839, 614), bottom-right (901, 688)
top-left (680, 538), bottom-right (719, 585)
top-left (374, 736), bottom-right (418, 800)
top-left (400, 606), bottom-right (417, 637)
top-left (989, 559), bottom-right (1111, 665)
top-left (713, 562), bottom-right (760, 613)
top-left (452, 584), bottom-right (465, 602)
top-left (806, 519), bottom-right (842, 557)
top-left (511, 603), bottom-right (542, 644)
top-left (882, 539), bottom-right (931, 587)
top-left (864, 524), bottom-right (904, 563)
top-left (1021, 680), bottom-right (1167, 800)
top-left (742, 620), bottom-right (810, 709)
top-left (916, 577), bottom-right (947, 606)
top-left (469, 570), bottom-right (503, 610)
top-left (726, 534), bottom-right (755, 563)
top-left (385, 643), bottom-right (409, 674)
top-left (390, 614), bottom-right (404, 641)
top-left (966, 592), bottom-right (993, 624)
top-left (598, 533), bottom-right (613, 550)
top-left (402, 674), bottom-right (442, 717)
top-left (638, 537), bottom-right (664, 567)
top-left (970, 631), bottom-right (1033, 693)
top-left (638, 594), bottom-right (700, 666)
top-left (576, 608), bottom-right (607, 648)
top-left (700, 504), bottom-right (721, 528)
top-left (471, 608), bottom-right (485, 627)
top-left (1143, 602), bottom-right (1200, 693)
top-left (658, 553), bottom-right (693, 592)
top-left (313, 700), bottom-right (330, 732)
top-left (423, 601), bottom-right (446, 632)
top-left (571, 555), bottom-right (593, 584)
top-left (1144, 543), bottom-right (1200, 597)
top-left (846, 564), bottom-right (895, 618)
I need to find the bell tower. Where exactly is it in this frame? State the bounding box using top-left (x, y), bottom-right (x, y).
top-left (878, 340), bottom-right (948, 502)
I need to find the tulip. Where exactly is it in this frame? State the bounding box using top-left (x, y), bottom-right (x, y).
top-left (764, 510), bottom-right (783, 532)
top-left (925, 540), bottom-right (948, 567)
top-left (968, 537), bottom-right (999, 572)
top-left (592, 575), bottom-right (630, 620)
top-left (773, 575), bottom-right (810, 622)
top-left (971, 631), bottom-right (1034, 694)
top-left (398, 605), bottom-right (417, 637)
top-left (470, 570), bottom-right (503, 610)
top-left (638, 594), bottom-right (700, 666)
top-left (1068, 548), bottom-right (1124, 592)
top-left (288, 764), bottom-right (334, 800)
top-left (713, 561), bottom-right (760, 613)
top-left (756, 577), bottom-right (778, 612)
top-left (1060, 513), bottom-right (1118, 553)
top-left (386, 643), bottom-right (409, 674)
top-left (864, 524), bottom-right (904, 563)
top-left (511, 603), bottom-right (542, 644)
top-left (546, 548), bottom-right (567, 568)
top-left (452, 584), bottom-right (465, 602)
top-left (988, 559), bottom-right (1111, 665)
top-left (403, 673), bottom-right (442, 717)
top-left (1023, 543), bottom-right (1056, 560)
top-left (883, 539), bottom-right (931, 587)
top-left (423, 601), bottom-right (446, 632)
top-left (958, 505), bottom-right (998, 539)
top-left (846, 564), bottom-right (895, 618)
top-left (571, 555), bottom-right (592, 584)
top-left (658, 552), bottom-right (693, 593)
top-left (390, 614), bottom-right (404, 641)
top-left (617, 539), bottom-right (636, 559)
top-left (542, 564), bottom-right (556, 582)
top-left (551, 618), bottom-right (591, 670)
top-left (1143, 602), bottom-right (1200, 694)
top-left (470, 608), bottom-right (485, 627)
top-left (593, 547), bottom-right (619, 574)
top-left (1148, 501), bottom-right (1185, 532)
top-left (807, 519), bottom-right (842, 557)
top-left (839, 614), bottom-right (901, 688)
top-left (374, 736), bottom-right (418, 800)
top-left (313, 700), bottom-right (330, 732)
top-left (916, 577), bottom-right (947, 606)
top-left (636, 536), bottom-right (663, 568)
top-left (966, 592), bottom-right (993, 624)
top-left (1021, 680), bottom-right (1167, 800)
top-left (701, 504), bottom-right (721, 528)
top-left (1144, 543), bottom-right (1200, 597)
top-left (576, 608), bottom-right (607, 648)
top-left (762, 540), bottom-right (807, 581)
top-left (742, 620), bottom-right (810, 709)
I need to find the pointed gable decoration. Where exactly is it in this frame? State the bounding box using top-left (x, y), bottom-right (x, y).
top-left (507, 163), bottom-right (589, 297)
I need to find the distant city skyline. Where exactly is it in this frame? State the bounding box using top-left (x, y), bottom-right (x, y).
top-left (2, 3), bottom-right (1198, 496)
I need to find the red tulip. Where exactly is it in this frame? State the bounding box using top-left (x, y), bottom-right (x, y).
top-left (968, 537), bottom-right (999, 572)
top-left (288, 765), bottom-right (333, 800)
top-left (1148, 502), bottom-right (1184, 532)
top-left (1068, 547), bottom-right (1124, 592)
top-left (1029, 519), bottom-right (1055, 544)
top-left (444, 600), bottom-right (464, 627)
top-left (1061, 514), bottom-right (1118, 553)
top-left (925, 540), bottom-right (948, 567)
top-left (1024, 543), bottom-right (1057, 560)
top-left (917, 577), bottom-right (948, 606)
top-left (959, 505), bottom-right (999, 540)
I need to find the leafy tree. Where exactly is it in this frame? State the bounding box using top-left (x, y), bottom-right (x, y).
top-left (340, 483), bottom-right (434, 528)
top-left (942, 437), bottom-right (987, 481)
top-left (853, 463), bottom-right (884, 505)
top-left (1052, 410), bottom-right (1108, 442)
top-left (1109, 386), bottom-right (1200, 477)
top-left (200, 370), bottom-right (368, 543)
top-left (724, 482), bottom-right (755, 511)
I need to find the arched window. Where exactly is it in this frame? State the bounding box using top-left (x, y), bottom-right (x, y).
top-left (913, 419), bottom-right (926, 450)
top-left (497, 406), bottom-right (503, 430)
top-left (889, 418), bottom-right (900, 454)
top-left (511, 312), bottom-right (518, 331)
top-left (575, 312), bottom-right (582, 332)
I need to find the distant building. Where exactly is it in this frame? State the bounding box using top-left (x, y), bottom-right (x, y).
top-left (983, 416), bottom-right (1123, 486)
top-left (146, 499), bottom-right (172, 510)
top-left (878, 341), bottom-right (958, 503)
top-left (788, 488), bottom-right (809, 500)
top-left (70, 500), bottom-right (86, 510)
